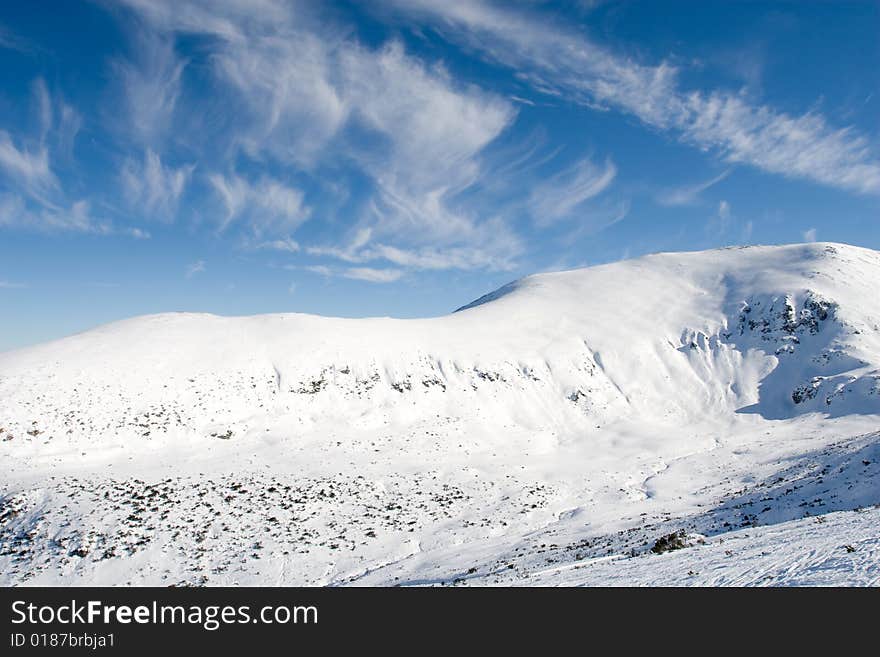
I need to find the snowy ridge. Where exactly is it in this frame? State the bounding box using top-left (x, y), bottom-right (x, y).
top-left (1, 242), bottom-right (879, 586)
top-left (2, 242), bottom-right (878, 448)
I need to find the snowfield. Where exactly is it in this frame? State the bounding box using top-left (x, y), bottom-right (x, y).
top-left (1, 242), bottom-right (879, 586)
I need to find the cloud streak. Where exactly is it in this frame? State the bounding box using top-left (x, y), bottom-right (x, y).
top-left (121, 149), bottom-right (193, 221)
top-left (209, 173), bottom-right (311, 236)
top-left (292, 263), bottom-right (402, 283)
top-left (307, 224), bottom-right (522, 272)
top-left (389, 0), bottom-right (880, 195)
top-left (0, 131), bottom-right (55, 191)
top-left (112, 33), bottom-right (186, 147)
top-left (0, 81), bottom-right (149, 238)
top-left (0, 23), bottom-right (39, 54)
top-left (656, 169), bottom-right (730, 207)
top-left (113, 0), bottom-right (526, 271)
top-left (343, 267), bottom-right (403, 283)
top-left (252, 237), bottom-right (301, 253)
top-left (185, 260), bottom-right (206, 278)
top-left (528, 156), bottom-right (616, 224)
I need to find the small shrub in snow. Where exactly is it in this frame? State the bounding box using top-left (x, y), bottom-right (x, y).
top-left (651, 529), bottom-right (687, 554)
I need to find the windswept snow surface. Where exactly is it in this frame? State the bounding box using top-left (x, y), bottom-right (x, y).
top-left (1, 242), bottom-right (879, 586)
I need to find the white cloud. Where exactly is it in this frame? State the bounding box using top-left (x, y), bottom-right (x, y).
top-left (342, 42), bottom-right (514, 189)
top-left (292, 262), bottom-right (402, 283)
top-left (37, 199), bottom-right (109, 234)
top-left (305, 228), bottom-right (374, 263)
top-left (0, 80), bottom-right (82, 221)
top-left (207, 173), bottom-right (247, 228)
top-left (559, 199), bottom-right (630, 245)
top-left (527, 156), bottom-right (616, 224)
top-left (185, 259), bottom-right (206, 277)
top-left (365, 243), bottom-right (517, 271)
top-left (115, 0), bottom-right (348, 164)
top-left (705, 199), bottom-right (734, 238)
top-left (308, 221), bottom-right (521, 272)
top-left (0, 131), bottom-right (55, 191)
top-left (341, 42), bottom-right (518, 256)
top-left (681, 93), bottom-right (880, 195)
top-left (211, 29), bottom-right (349, 166)
top-left (656, 169), bottom-right (730, 207)
top-left (55, 103), bottom-right (82, 161)
top-left (304, 265), bottom-right (332, 276)
top-left (115, 0), bottom-right (289, 43)
top-left (253, 237), bottom-right (301, 253)
top-left (115, 1), bottom-right (523, 271)
top-left (33, 78), bottom-right (53, 142)
top-left (27, 79), bottom-right (81, 163)
top-left (209, 173), bottom-right (310, 236)
top-left (127, 227), bottom-right (152, 239)
top-left (121, 149), bottom-right (193, 221)
top-left (0, 280), bottom-right (27, 289)
top-left (388, 0), bottom-right (880, 195)
top-left (0, 80), bottom-right (149, 239)
top-left (803, 227), bottom-right (817, 243)
top-left (0, 193), bottom-right (123, 235)
top-left (342, 267), bottom-right (404, 283)
top-left (112, 32), bottom-right (186, 146)
top-left (0, 24), bottom-right (38, 54)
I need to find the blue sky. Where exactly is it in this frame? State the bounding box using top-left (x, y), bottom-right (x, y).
top-left (1, 1), bottom-right (878, 351)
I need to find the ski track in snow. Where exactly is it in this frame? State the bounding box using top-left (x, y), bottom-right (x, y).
top-left (1, 242), bottom-right (879, 586)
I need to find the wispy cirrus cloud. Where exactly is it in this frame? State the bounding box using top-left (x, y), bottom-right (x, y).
top-left (32, 78), bottom-right (53, 142)
top-left (209, 173), bottom-right (310, 237)
top-left (0, 79), bottom-right (83, 203)
top-left (363, 242), bottom-right (519, 271)
top-left (306, 227), bottom-right (373, 263)
top-left (121, 149), bottom-right (194, 222)
top-left (0, 193), bottom-right (129, 236)
top-left (705, 199), bottom-right (752, 245)
top-left (250, 237), bottom-right (301, 253)
top-left (111, 33), bottom-right (186, 147)
top-left (387, 0), bottom-right (880, 195)
top-left (0, 23), bottom-right (40, 54)
top-left (185, 259), bottom-right (206, 278)
top-left (656, 169), bottom-right (731, 207)
top-left (112, 0), bottom-right (526, 272)
top-left (527, 156), bottom-right (616, 225)
top-left (307, 224), bottom-right (522, 272)
top-left (293, 262), bottom-right (404, 284)
top-left (707, 199), bottom-right (733, 237)
top-left (0, 81), bottom-right (150, 238)
top-left (343, 267), bottom-right (403, 283)
top-left (0, 131), bottom-right (55, 191)
top-left (340, 41), bottom-right (518, 249)
top-left (303, 264), bottom-right (332, 277)
top-left (559, 200), bottom-right (630, 246)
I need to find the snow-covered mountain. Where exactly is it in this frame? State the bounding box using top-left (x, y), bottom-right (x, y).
top-left (2, 242), bottom-right (879, 586)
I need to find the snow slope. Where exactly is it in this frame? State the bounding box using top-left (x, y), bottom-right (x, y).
top-left (1, 242), bottom-right (879, 586)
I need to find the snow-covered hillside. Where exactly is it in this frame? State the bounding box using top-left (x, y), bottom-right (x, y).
top-left (1, 242), bottom-right (879, 586)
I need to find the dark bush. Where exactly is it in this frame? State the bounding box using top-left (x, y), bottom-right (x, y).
top-left (651, 529), bottom-right (687, 554)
